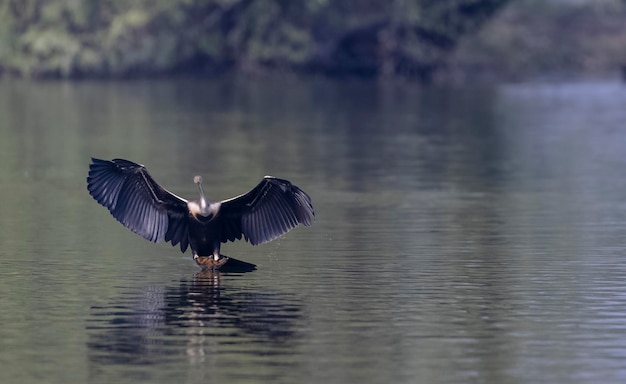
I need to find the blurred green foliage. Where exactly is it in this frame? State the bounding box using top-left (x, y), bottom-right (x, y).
top-left (445, 0), bottom-right (626, 82)
top-left (0, 0), bottom-right (508, 78)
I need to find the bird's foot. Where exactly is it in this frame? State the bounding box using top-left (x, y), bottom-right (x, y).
top-left (194, 254), bottom-right (229, 270)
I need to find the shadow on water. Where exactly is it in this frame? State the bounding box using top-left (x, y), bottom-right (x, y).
top-left (86, 271), bottom-right (303, 368)
top-left (194, 255), bottom-right (258, 273)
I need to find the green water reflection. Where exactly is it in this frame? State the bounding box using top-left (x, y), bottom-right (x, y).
top-left (1, 78), bottom-right (626, 384)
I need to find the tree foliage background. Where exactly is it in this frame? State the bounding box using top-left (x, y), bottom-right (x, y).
top-left (0, 0), bottom-right (508, 79)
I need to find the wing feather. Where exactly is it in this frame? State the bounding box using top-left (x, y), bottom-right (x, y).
top-left (218, 176), bottom-right (315, 246)
top-left (271, 196), bottom-right (290, 234)
top-left (87, 158), bottom-right (190, 252)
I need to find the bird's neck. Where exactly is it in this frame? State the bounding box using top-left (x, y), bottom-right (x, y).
top-left (188, 199), bottom-right (220, 219)
top-left (199, 195), bottom-right (208, 212)
top-left (197, 183), bottom-right (208, 212)
top-left (190, 183), bottom-right (217, 218)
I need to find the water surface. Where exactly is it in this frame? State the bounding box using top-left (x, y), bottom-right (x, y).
top-left (0, 78), bottom-right (625, 383)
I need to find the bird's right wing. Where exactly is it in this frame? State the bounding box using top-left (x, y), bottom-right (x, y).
top-left (87, 158), bottom-right (190, 253)
top-left (218, 176), bottom-right (315, 245)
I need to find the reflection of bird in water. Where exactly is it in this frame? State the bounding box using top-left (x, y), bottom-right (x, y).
top-left (172, 272), bottom-right (303, 339)
top-left (87, 158), bottom-right (315, 269)
top-left (87, 273), bottom-right (303, 368)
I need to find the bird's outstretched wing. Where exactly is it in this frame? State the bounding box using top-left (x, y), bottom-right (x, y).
top-left (218, 176), bottom-right (315, 245)
top-left (87, 158), bottom-right (190, 253)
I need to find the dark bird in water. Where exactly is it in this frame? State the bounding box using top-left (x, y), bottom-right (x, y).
top-left (86, 158), bottom-right (315, 270)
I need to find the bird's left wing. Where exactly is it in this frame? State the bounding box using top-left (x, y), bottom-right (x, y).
top-left (87, 158), bottom-right (190, 253)
top-left (218, 176), bottom-right (315, 245)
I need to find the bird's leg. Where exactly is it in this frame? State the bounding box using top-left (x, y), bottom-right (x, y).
top-left (212, 242), bottom-right (228, 267)
top-left (194, 254), bottom-right (228, 270)
top-left (212, 241), bottom-right (223, 261)
top-left (193, 244), bottom-right (228, 270)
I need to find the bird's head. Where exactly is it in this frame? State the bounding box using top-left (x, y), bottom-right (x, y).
top-left (189, 174), bottom-right (220, 219)
top-left (194, 175), bottom-right (208, 209)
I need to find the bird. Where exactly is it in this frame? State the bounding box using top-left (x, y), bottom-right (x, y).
top-left (86, 158), bottom-right (315, 270)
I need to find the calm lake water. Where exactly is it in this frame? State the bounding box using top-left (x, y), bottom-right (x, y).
top-left (0, 77), bottom-right (626, 384)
